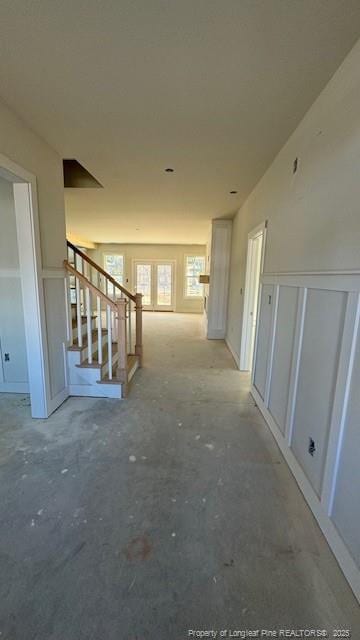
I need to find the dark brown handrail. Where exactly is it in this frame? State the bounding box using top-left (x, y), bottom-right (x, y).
top-left (67, 240), bottom-right (136, 302)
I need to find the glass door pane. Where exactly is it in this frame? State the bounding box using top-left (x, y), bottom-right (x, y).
top-left (136, 264), bottom-right (152, 307)
top-left (157, 264), bottom-right (172, 306)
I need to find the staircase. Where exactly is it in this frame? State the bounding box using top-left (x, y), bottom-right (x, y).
top-left (64, 241), bottom-right (143, 398)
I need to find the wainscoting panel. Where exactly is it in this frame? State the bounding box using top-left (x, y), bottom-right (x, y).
top-left (251, 272), bottom-right (360, 602)
top-left (253, 284), bottom-right (274, 400)
top-left (291, 288), bottom-right (347, 496)
top-left (268, 285), bottom-right (299, 434)
top-left (43, 277), bottom-right (68, 401)
top-left (332, 319), bottom-right (360, 569)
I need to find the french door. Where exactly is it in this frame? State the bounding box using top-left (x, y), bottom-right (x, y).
top-left (134, 260), bottom-right (175, 311)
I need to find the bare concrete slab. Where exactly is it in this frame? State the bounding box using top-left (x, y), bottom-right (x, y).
top-left (0, 313), bottom-right (359, 639)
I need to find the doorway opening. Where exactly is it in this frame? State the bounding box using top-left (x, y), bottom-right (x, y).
top-left (134, 260), bottom-right (175, 311)
top-left (0, 153), bottom-right (49, 418)
top-left (240, 221), bottom-right (267, 371)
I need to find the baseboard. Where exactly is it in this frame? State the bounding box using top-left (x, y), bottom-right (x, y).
top-left (251, 385), bottom-right (360, 603)
top-left (225, 337), bottom-right (240, 368)
top-left (0, 382), bottom-right (29, 393)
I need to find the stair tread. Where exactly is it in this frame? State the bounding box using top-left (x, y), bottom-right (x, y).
top-left (76, 342), bottom-right (119, 369)
top-left (68, 328), bottom-right (107, 351)
top-left (71, 315), bottom-right (97, 328)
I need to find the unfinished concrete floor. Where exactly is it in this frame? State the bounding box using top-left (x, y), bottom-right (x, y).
top-left (0, 312), bottom-right (359, 639)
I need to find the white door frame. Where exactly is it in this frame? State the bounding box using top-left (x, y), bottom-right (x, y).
top-left (240, 221), bottom-right (267, 371)
top-left (133, 259), bottom-right (176, 311)
top-left (0, 153), bottom-right (50, 418)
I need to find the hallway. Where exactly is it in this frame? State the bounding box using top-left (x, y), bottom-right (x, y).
top-left (0, 313), bottom-right (359, 638)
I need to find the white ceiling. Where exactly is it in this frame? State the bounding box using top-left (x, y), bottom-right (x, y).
top-left (0, 1), bottom-right (360, 244)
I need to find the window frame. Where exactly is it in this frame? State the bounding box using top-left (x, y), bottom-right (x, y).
top-left (184, 254), bottom-right (206, 299)
top-left (103, 252), bottom-right (125, 285)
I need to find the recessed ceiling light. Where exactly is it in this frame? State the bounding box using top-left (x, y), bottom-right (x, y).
top-left (165, 167), bottom-right (174, 173)
top-left (230, 190), bottom-right (238, 194)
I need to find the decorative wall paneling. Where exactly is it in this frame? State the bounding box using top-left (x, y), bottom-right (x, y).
top-left (251, 271), bottom-right (360, 602)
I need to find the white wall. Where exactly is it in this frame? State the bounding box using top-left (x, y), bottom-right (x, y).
top-left (0, 177), bottom-right (28, 390)
top-left (0, 98), bottom-right (68, 411)
top-left (226, 38), bottom-right (360, 600)
top-left (89, 243), bottom-right (206, 313)
top-left (227, 38), bottom-right (360, 360)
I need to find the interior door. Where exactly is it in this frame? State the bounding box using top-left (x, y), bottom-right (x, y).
top-left (134, 261), bottom-right (175, 311)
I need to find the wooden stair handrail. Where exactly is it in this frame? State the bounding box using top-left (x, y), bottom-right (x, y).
top-left (64, 260), bottom-right (119, 311)
top-left (67, 240), bottom-right (136, 302)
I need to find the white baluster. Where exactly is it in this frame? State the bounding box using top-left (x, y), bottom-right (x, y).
top-left (97, 295), bottom-right (102, 365)
top-left (76, 277), bottom-right (82, 348)
top-left (86, 287), bottom-right (92, 364)
top-left (128, 299), bottom-right (132, 353)
top-left (75, 252), bottom-right (81, 275)
top-left (107, 305), bottom-right (112, 380)
top-left (65, 274), bottom-right (73, 345)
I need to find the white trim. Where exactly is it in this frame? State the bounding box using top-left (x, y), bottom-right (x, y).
top-left (0, 382), bottom-right (29, 393)
top-left (284, 287), bottom-right (307, 445)
top-left (262, 272), bottom-right (360, 292)
top-left (251, 384), bottom-right (360, 603)
top-left (0, 153), bottom-right (51, 418)
top-left (240, 221), bottom-right (267, 371)
top-left (264, 284), bottom-right (279, 407)
top-left (264, 269), bottom-right (360, 277)
top-left (0, 339), bottom-right (4, 383)
top-left (13, 182), bottom-right (50, 418)
top-left (321, 292), bottom-right (360, 515)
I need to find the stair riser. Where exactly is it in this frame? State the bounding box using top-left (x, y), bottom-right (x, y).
top-left (67, 351), bottom-right (123, 396)
top-left (67, 351), bottom-right (102, 385)
top-left (100, 351), bottom-right (119, 378)
top-left (71, 333), bottom-right (109, 364)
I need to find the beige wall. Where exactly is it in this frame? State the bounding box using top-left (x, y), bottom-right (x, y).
top-left (89, 243), bottom-right (206, 313)
top-left (227, 37), bottom-right (360, 362)
top-left (0, 97), bottom-right (67, 403)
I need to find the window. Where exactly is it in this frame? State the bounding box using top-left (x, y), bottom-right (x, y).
top-left (185, 256), bottom-right (206, 297)
top-left (104, 254), bottom-right (124, 284)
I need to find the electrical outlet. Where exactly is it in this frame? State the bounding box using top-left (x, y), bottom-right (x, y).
top-left (4, 353), bottom-right (10, 362)
top-left (308, 437), bottom-right (316, 457)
